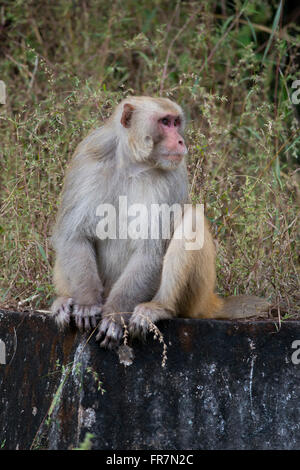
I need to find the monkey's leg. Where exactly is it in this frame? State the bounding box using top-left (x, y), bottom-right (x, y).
top-left (96, 249), bottom-right (163, 349)
top-left (130, 208), bottom-right (270, 334)
top-left (51, 239), bottom-right (103, 331)
top-left (128, 237), bottom-right (221, 335)
top-left (129, 208), bottom-right (222, 336)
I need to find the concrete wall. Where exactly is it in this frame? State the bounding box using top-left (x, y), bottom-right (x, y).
top-left (0, 310), bottom-right (300, 450)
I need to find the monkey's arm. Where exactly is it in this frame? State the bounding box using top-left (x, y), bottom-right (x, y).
top-left (51, 149), bottom-right (109, 330)
top-left (96, 249), bottom-right (163, 348)
top-left (52, 237), bottom-right (103, 330)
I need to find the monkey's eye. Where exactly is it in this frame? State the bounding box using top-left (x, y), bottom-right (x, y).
top-left (161, 117), bottom-right (169, 126)
top-left (174, 118), bottom-right (181, 126)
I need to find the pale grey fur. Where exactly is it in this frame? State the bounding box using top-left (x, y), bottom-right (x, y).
top-left (51, 96), bottom-right (189, 347)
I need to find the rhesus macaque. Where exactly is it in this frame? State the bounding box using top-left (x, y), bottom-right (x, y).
top-left (51, 96), bottom-right (269, 349)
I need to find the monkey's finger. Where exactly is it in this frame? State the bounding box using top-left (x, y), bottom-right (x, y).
top-left (100, 329), bottom-right (122, 349)
top-left (89, 305), bottom-right (102, 330)
top-left (54, 308), bottom-right (71, 328)
top-left (84, 314), bottom-right (97, 331)
top-left (73, 306), bottom-right (84, 331)
top-left (108, 322), bottom-right (123, 342)
top-left (83, 315), bottom-right (89, 331)
top-left (66, 298), bottom-right (74, 312)
top-left (95, 330), bottom-right (103, 342)
top-left (51, 297), bottom-right (74, 329)
top-left (129, 313), bottom-right (148, 338)
top-left (99, 321), bottom-right (123, 349)
top-left (76, 315), bottom-right (84, 331)
top-left (96, 317), bottom-right (110, 341)
top-left (99, 335), bottom-right (112, 349)
top-left (91, 315), bottom-right (99, 329)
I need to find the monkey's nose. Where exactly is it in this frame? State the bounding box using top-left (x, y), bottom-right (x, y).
top-left (178, 139), bottom-right (184, 145)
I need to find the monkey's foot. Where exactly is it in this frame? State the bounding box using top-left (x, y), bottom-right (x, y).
top-left (129, 302), bottom-right (173, 338)
top-left (96, 313), bottom-right (130, 349)
top-left (72, 304), bottom-right (102, 331)
top-left (51, 297), bottom-right (73, 329)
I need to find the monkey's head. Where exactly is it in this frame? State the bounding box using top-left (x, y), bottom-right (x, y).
top-left (117, 96), bottom-right (187, 171)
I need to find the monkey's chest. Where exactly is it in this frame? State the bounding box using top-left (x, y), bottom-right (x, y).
top-left (94, 173), bottom-right (184, 286)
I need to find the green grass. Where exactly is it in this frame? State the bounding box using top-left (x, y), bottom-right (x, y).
top-left (0, 0), bottom-right (299, 317)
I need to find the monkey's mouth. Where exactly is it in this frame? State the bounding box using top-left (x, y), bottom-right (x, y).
top-left (165, 154), bottom-right (183, 162)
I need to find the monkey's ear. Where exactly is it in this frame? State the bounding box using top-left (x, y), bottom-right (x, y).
top-left (121, 103), bottom-right (134, 128)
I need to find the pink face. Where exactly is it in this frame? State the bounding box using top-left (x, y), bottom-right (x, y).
top-left (158, 115), bottom-right (187, 162)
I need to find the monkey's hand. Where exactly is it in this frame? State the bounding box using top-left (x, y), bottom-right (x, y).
top-left (51, 297), bottom-right (102, 331)
top-left (129, 302), bottom-right (173, 338)
top-left (71, 303), bottom-right (102, 331)
top-left (51, 297), bottom-right (74, 329)
top-left (96, 311), bottom-right (131, 350)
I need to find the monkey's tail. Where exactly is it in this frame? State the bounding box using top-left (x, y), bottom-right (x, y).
top-left (211, 295), bottom-right (271, 320)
